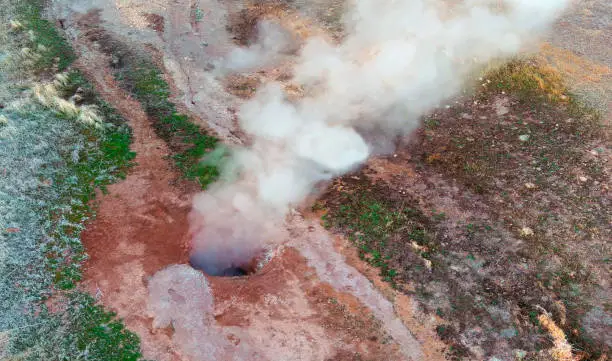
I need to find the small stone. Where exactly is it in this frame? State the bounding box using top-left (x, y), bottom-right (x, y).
top-left (519, 134), bottom-right (530, 142)
top-left (579, 176), bottom-right (588, 182)
top-left (226, 333), bottom-right (241, 345)
top-left (520, 227), bottom-right (534, 237)
top-left (500, 327), bottom-right (517, 338)
top-left (515, 350), bottom-right (527, 360)
top-left (524, 182), bottom-right (536, 189)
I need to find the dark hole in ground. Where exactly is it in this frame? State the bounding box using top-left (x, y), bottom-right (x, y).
top-left (189, 252), bottom-right (255, 277)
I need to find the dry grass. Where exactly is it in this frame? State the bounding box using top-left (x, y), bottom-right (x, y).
top-left (538, 313), bottom-right (574, 361)
top-left (482, 58), bottom-right (570, 102)
top-left (32, 73), bottom-right (104, 128)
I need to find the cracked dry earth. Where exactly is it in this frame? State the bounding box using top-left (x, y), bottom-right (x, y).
top-left (49, 0), bottom-right (610, 360)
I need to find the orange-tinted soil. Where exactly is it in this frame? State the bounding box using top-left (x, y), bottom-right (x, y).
top-left (71, 20), bottom-right (418, 360)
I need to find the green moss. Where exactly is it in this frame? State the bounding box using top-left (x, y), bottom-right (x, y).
top-left (323, 187), bottom-right (435, 285)
top-left (482, 59), bottom-right (601, 122)
top-left (483, 59), bottom-right (567, 102)
top-left (14, 1), bottom-right (75, 72)
top-left (116, 62), bottom-right (221, 188)
top-left (69, 294), bottom-right (143, 361)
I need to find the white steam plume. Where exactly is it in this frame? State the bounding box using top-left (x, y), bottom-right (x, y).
top-left (222, 19), bottom-right (297, 73)
top-left (189, 0), bottom-right (569, 275)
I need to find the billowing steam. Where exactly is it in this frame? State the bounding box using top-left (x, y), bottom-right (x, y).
top-left (189, 0), bottom-right (569, 275)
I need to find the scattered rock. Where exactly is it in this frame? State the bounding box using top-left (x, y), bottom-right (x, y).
top-left (9, 20), bottom-right (23, 32)
top-left (144, 13), bottom-right (165, 33)
top-left (520, 227), bottom-right (534, 237)
top-left (519, 134), bottom-right (530, 142)
top-left (514, 349), bottom-right (527, 360)
top-left (579, 176), bottom-right (588, 182)
top-left (493, 96), bottom-right (510, 116)
top-left (524, 182), bottom-right (536, 189)
top-left (500, 327), bottom-right (518, 338)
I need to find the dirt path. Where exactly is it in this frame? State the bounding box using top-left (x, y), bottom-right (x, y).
top-left (75, 50), bottom-right (195, 360)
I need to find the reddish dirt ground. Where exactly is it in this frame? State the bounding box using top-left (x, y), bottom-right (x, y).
top-left (54, 1), bottom-right (610, 360)
top-left (71, 25), bottom-right (418, 360)
top-left (76, 50), bottom-right (195, 359)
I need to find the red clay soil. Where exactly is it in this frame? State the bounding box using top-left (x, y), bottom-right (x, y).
top-left (75, 51), bottom-right (196, 359)
top-left (72, 33), bottom-right (407, 361)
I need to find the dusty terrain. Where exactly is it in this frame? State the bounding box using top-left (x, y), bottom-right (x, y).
top-left (47, 0), bottom-right (610, 360)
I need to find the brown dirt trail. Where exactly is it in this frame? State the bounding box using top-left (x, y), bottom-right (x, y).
top-left (75, 51), bottom-right (195, 359)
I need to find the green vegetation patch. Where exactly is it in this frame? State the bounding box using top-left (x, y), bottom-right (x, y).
top-left (84, 27), bottom-right (221, 189)
top-left (42, 70), bottom-right (136, 291)
top-left (319, 178), bottom-right (438, 287)
top-left (12, 0), bottom-right (75, 73)
top-left (9, 294), bottom-right (143, 361)
top-left (482, 59), bottom-right (601, 120)
top-left (118, 65), bottom-right (220, 187)
top-left (1, 2), bottom-right (145, 359)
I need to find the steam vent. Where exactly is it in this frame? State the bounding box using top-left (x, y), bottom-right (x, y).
top-left (3, 1), bottom-right (609, 361)
top-left (189, 251), bottom-right (253, 277)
